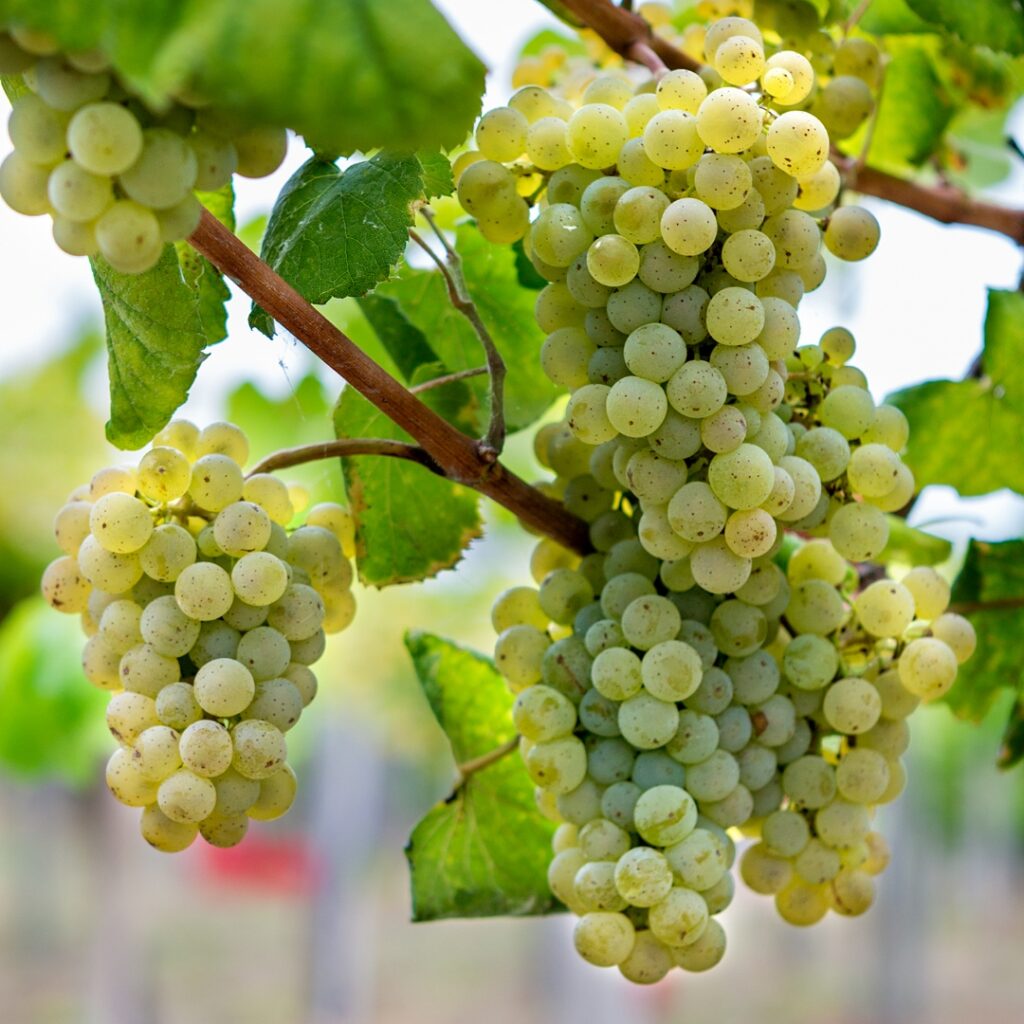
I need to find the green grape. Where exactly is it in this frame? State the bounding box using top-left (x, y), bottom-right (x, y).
top-left (156, 768), bottom-right (216, 824)
top-left (117, 128), bottom-right (198, 209)
top-left (623, 92), bottom-right (660, 136)
top-left (228, 551), bottom-right (287, 607)
top-left (155, 681), bottom-right (203, 731)
top-left (541, 325), bottom-right (596, 389)
top-left (618, 691), bottom-right (680, 750)
top-left (574, 860), bottom-right (628, 912)
top-left (228, 719), bottom-right (287, 781)
top-left (614, 846), bottom-right (674, 906)
top-left (532, 203), bottom-right (594, 267)
top-left (267, 583), bottom-right (324, 641)
top-left (761, 208), bottom-right (820, 270)
top-left (637, 240), bottom-right (697, 293)
top-left (81, 633), bottom-right (122, 689)
top-left (94, 199), bottom-right (163, 273)
top-left (288, 525), bottom-right (346, 587)
top-left (763, 50), bottom-right (814, 104)
top-left (565, 384), bottom-right (616, 445)
top-left (526, 116), bottom-right (572, 170)
top-left (794, 160), bottom-right (841, 212)
top-left (234, 625), bottom-right (291, 682)
top-left (40, 554), bottom-right (91, 613)
top-left (828, 501), bottom-right (888, 562)
top-left (50, 215), bottom-right (98, 256)
top-left (626, 449), bottom-right (688, 504)
top-left (606, 278), bottom-right (663, 333)
top-left (721, 229), bottom-right (776, 282)
top-left (579, 175), bottom-right (630, 235)
top-left (930, 613), bottom-right (976, 664)
top-left (105, 746), bottom-right (160, 807)
top-left (741, 842), bottom-right (795, 896)
top-left (0, 151), bottom-right (52, 215)
top-left (614, 185), bottom-right (670, 245)
top-left (457, 158), bottom-right (516, 213)
top-left (621, 322), bottom-right (686, 383)
top-left (566, 103), bottom-right (628, 169)
top-left (695, 87), bottom-right (762, 154)
top-left (762, 809), bottom-right (810, 858)
top-left (710, 343), bottom-right (770, 396)
top-left (525, 735), bottom-right (587, 794)
top-left (31, 57), bottom-right (107, 111)
top-left (690, 536), bottom-right (752, 594)
top-left (191, 656), bottom-right (254, 717)
top-left (782, 755), bottom-right (836, 810)
top-left (586, 233), bottom-right (640, 288)
top-left (703, 16), bottom-right (762, 59)
top-left (691, 154), bottom-right (753, 214)
top-left (737, 744), bottom-right (778, 791)
top-left (135, 445), bottom-right (190, 503)
top-left (619, 594), bottom-right (680, 651)
top-left (762, 66), bottom-right (794, 99)
top-left (475, 106), bottom-right (528, 162)
top-left (672, 917), bottom-right (726, 972)
top-left (605, 376), bottom-right (667, 437)
top-left (514, 683), bottom-right (578, 744)
top-left (794, 427), bottom-right (849, 482)
top-left (0, 31), bottom-right (36, 72)
top-left (242, 678), bottom-right (304, 732)
top-left (755, 268), bottom-right (803, 307)
top-left (619, 929), bottom-right (674, 984)
top-left (707, 443), bottom-right (775, 510)
top-left (536, 281), bottom-right (587, 331)
top-left (783, 633), bottom-right (838, 691)
top-left (717, 188), bottom-right (766, 234)
top-left (106, 691), bottom-right (159, 745)
top-left (714, 34), bottom-right (765, 87)
top-left (713, 602), bottom-right (769, 659)
top-left (700, 406), bottom-right (747, 454)
top-left (666, 360), bottom-right (728, 419)
top-left (656, 69), bottom-right (707, 114)
top-left (685, 749), bottom-right (740, 802)
top-left (8, 93), bottom-right (70, 164)
top-left (230, 125), bottom-right (287, 178)
top-left (616, 136), bottom-right (665, 188)
top-left (666, 481), bottom-right (727, 544)
top-left (132, 724), bottom-right (183, 782)
top-left (579, 817), bottom-right (631, 860)
top-left (714, 706), bottom-right (753, 753)
top-left (117, 640), bottom-right (181, 696)
top-left (705, 288), bottom-right (765, 346)
top-left (853, 580), bottom-right (915, 638)
top-left (813, 76), bottom-right (874, 139)
top-left (660, 197), bottom-right (717, 256)
top-left (766, 111), bottom-right (829, 179)
top-left (823, 677), bottom-right (882, 735)
top-left (824, 206), bottom-right (880, 262)
top-left (573, 912), bottom-right (636, 967)
top-left (176, 719), bottom-right (232, 778)
top-left (139, 524), bottom-right (196, 583)
top-left (173, 561), bottom-right (233, 622)
top-left (88, 492), bottom-right (153, 554)
top-left (67, 102), bottom-right (143, 176)
top-left (660, 285), bottom-right (709, 346)
top-left (495, 625), bottom-right (550, 689)
top-left (898, 637), bottom-right (958, 700)
top-left (641, 110), bottom-right (703, 170)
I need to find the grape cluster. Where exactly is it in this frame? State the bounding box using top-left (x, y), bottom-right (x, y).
top-left (0, 25), bottom-right (287, 272)
top-left (41, 420), bottom-right (357, 852)
top-left (460, 13), bottom-right (976, 983)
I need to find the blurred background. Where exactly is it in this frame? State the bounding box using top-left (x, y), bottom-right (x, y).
top-left (2, 1), bottom-right (1024, 1022)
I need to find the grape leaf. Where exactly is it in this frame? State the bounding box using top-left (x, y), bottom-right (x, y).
top-left (945, 539), bottom-right (1024, 721)
top-left (518, 28), bottom-right (587, 58)
top-left (860, 0), bottom-right (938, 34)
top-left (0, 0), bottom-right (486, 153)
top-left (377, 225), bottom-right (557, 433)
top-left (906, 0), bottom-right (1024, 55)
top-left (404, 631), bottom-right (559, 921)
top-left (867, 44), bottom-right (954, 171)
top-left (333, 388), bottom-right (481, 587)
top-left (356, 294), bottom-right (439, 383)
top-left (878, 517), bottom-right (952, 567)
top-left (889, 290), bottom-right (1024, 496)
top-left (998, 701), bottom-right (1024, 769)
top-left (91, 247), bottom-right (214, 450)
top-left (251, 152), bottom-right (444, 337)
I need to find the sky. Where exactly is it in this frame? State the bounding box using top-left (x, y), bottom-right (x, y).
top-left (0, 0), bottom-right (1021, 543)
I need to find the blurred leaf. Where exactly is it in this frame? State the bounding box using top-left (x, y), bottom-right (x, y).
top-left (333, 389), bottom-right (481, 587)
top-left (409, 361), bottom-right (481, 435)
top-left (0, 330), bottom-right (108, 610)
top-left (879, 517), bottom-right (953, 566)
top-left (251, 153), bottom-right (445, 337)
top-left (860, 0), bottom-right (937, 34)
top-left (0, 0), bottom-right (485, 154)
top-left (416, 152), bottom-right (456, 202)
top-left (91, 247), bottom-right (216, 450)
top-left (944, 106), bottom-right (1016, 189)
top-left (512, 238), bottom-right (548, 291)
top-left (404, 631), bottom-right (559, 921)
top-left (890, 290), bottom-right (1024, 496)
top-left (998, 701), bottom-right (1024, 768)
top-left (356, 293), bottom-right (439, 383)
top-left (1, 71), bottom-right (28, 100)
top-left (906, 0), bottom-right (1024, 55)
top-left (518, 27), bottom-right (586, 58)
top-left (0, 598), bottom-right (108, 785)
top-left (868, 44), bottom-right (954, 170)
top-left (945, 538), bottom-right (1024, 720)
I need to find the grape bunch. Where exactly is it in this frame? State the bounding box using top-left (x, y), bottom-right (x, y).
top-left (0, 25), bottom-right (287, 272)
top-left (40, 419), bottom-right (357, 852)
top-left (457, 13), bottom-right (976, 983)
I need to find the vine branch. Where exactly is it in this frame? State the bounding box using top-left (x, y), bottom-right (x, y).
top-left (948, 597), bottom-right (1024, 615)
top-left (553, 0), bottom-right (1024, 245)
top-left (187, 209), bottom-right (590, 554)
top-left (247, 438), bottom-right (439, 477)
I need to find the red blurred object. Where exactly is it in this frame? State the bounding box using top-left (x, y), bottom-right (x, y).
top-left (195, 832), bottom-right (323, 896)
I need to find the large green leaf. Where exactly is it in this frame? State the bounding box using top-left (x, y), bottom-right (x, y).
top-left (404, 631), bottom-right (559, 921)
top-left (867, 44), bottom-right (954, 171)
top-left (860, 0), bottom-right (938, 34)
top-left (377, 225), bottom-right (557, 432)
top-left (0, 597), bottom-right (108, 785)
top-left (251, 152), bottom-right (451, 337)
top-left (0, 0), bottom-right (486, 153)
top-left (91, 247), bottom-right (214, 450)
top-left (333, 389), bottom-right (481, 587)
top-left (906, 0), bottom-right (1024, 55)
top-left (945, 539), bottom-right (1024, 721)
top-left (889, 290), bottom-right (1024, 495)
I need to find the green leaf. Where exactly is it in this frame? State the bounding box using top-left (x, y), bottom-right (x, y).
top-left (0, 0), bottom-right (486, 154)
top-left (91, 247), bottom-right (213, 450)
top-left (378, 225), bottom-right (557, 433)
top-left (518, 28), bottom-right (587, 58)
top-left (356, 294), bottom-right (439, 383)
top-left (860, 0), bottom-right (938, 34)
top-left (404, 631), bottom-right (559, 921)
top-left (333, 389), bottom-right (481, 587)
top-left (409, 361), bottom-right (482, 435)
top-left (251, 152), bottom-right (443, 337)
top-left (1, 71), bottom-right (28, 100)
top-left (867, 44), bottom-right (954, 170)
top-left (0, 597), bottom-right (108, 785)
top-left (944, 106), bottom-right (1016, 190)
top-left (512, 238), bottom-right (548, 291)
top-left (945, 539), bottom-right (1024, 720)
top-left (997, 701), bottom-right (1024, 769)
top-left (416, 152), bottom-right (456, 201)
top-left (878, 517), bottom-right (953, 567)
top-left (890, 290), bottom-right (1024, 496)
top-left (906, 0), bottom-right (1024, 55)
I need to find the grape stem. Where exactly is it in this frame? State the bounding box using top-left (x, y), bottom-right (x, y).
top-left (187, 209), bottom-right (591, 553)
top-left (626, 40), bottom-right (668, 78)
top-left (410, 207), bottom-right (508, 455)
top-left (454, 735), bottom-right (520, 788)
top-left (410, 366), bottom-right (488, 393)
top-left (247, 438), bottom-right (441, 477)
top-left (843, 0), bottom-right (874, 35)
top-left (550, 0), bottom-right (1024, 245)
